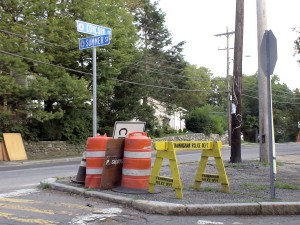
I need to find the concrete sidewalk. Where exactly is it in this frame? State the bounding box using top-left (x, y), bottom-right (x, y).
top-left (43, 177), bottom-right (300, 216)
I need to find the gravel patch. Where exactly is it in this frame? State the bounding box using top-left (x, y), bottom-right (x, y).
top-left (57, 160), bottom-right (300, 204)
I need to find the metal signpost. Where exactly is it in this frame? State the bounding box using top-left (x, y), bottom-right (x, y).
top-left (263, 30), bottom-right (278, 199)
top-left (76, 20), bottom-right (112, 137)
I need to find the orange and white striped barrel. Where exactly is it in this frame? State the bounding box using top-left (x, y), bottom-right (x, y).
top-left (85, 134), bottom-right (112, 188)
top-left (121, 132), bottom-right (152, 190)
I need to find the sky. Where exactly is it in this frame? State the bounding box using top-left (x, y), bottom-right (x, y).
top-left (157, 0), bottom-right (300, 90)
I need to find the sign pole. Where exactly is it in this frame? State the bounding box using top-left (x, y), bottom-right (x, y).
top-left (266, 30), bottom-right (277, 199)
top-left (267, 66), bottom-right (276, 198)
top-left (92, 47), bottom-right (97, 137)
top-left (76, 20), bottom-right (112, 137)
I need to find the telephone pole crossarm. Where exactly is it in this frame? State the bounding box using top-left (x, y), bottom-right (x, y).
top-left (214, 31), bottom-right (235, 37)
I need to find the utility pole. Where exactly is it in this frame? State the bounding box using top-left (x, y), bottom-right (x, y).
top-left (256, 0), bottom-right (269, 163)
top-left (230, 0), bottom-right (244, 163)
top-left (215, 28), bottom-right (235, 146)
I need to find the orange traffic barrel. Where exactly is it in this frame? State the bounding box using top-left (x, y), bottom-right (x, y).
top-left (85, 134), bottom-right (112, 188)
top-left (121, 132), bottom-right (152, 190)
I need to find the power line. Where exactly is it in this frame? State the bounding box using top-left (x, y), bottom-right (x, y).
top-left (243, 88), bottom-right (300, 100)
top-left (132, 59), bottom-right (227, 82)
top-left (1, 49), bottom-right (298, 103)
top-left (0, 49), bottom-right (90, 76)
top-left (0, 49), bottom-right (222, 93)
top-left (0, 25), bottom-right (228, 83)
top-left (0, 27), bottom-right (225, 83)
top-left (0, 28), bottom-right (67, 49)
top-left (2, 49), bottom-right (299, 103)
top-left (130, 63), bottom-right (217, 82)
top-left (242, 93), bottom-right (300, 104)
top-left (111, 78), bottom-right (222, 92)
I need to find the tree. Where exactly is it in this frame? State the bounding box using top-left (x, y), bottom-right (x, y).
top-left (185, 105), bottom-right (226, 135)
top-left (0, 0), bottom-right (141, 140)
top-left (271, 75), bottom-right (298, 142)
top-left (242, 73), bottom-right (300, 143)
top-left (129, 1), bottom-right (186, 98)
top-left (242, 74), bottom-right (259, 142)
top-left (174, 65), bottom-right (213, 111)
top-left (209, 76), bottom-right (228, 108)
top-left (108, 0), bottom-right (187, 130)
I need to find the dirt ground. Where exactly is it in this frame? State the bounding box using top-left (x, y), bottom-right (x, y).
top-left (59, 160), bottom-right (300, 205)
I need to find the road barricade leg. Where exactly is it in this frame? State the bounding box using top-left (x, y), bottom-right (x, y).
top-left (149, 149), bottom-right (183, 199)
top-left (193, 141), bottom-right (230, 193)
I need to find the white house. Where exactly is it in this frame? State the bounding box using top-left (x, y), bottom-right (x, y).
top-left (144, 98), bottom-right (188, 131)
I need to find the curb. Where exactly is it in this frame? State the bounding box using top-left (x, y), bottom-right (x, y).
top-left (43, 178), bottom-right (300, 216)
top-left (0, 157), bottom-right (82, 167)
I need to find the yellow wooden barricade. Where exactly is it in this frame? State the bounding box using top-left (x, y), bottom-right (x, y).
top-left (148, 141), bottom-right (230, 199)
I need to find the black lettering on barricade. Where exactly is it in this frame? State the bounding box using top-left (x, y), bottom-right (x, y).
top-left (202, 174), bottom-right (219, 179)
top-left (173, 142), bottom-right (211, 150)
top-left (155, 176), bottom-right (173, 187)
top-left (173, 143), bottom-right (191, 149)
top-left (201, 143), bottom-right (208, 148)
top-left (202, 174), bottom-right (219, 183)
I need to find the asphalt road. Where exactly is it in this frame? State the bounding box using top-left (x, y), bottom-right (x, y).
top-left (176, 142), bottom-right (300, 164)
top-left (1, 190), bottom-right (300, 225)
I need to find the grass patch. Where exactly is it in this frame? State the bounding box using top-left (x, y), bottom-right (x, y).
top-left (275, 183), bottom-right (300, 190)
top-left (86, 188), bottom-right (97, 191)
top-left (39, 182), bottom-right (50, 189)
top-left (240, 182), bottom-right (268, 191)
top-left (199, 187), bottom-right (214, 192)
top-left (178, 161), bottom-right (198, 165)
top-left (225, 162), bottom-right (245, 169)
top-left (276, 161), bottom-right (284, 166)
top-left (231, 191), bottom-right (241, 195)
top-left (195, 186), bottom-right (223, 192)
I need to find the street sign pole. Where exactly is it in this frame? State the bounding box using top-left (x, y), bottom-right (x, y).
top-left (267, 67), bottom-right (276, 198)
top-left (266, 30), bottom-right (278, 199)
top-left (76, 20), bottom-right (111, 137)
top-left (92, 47), bottom-right (97, 137)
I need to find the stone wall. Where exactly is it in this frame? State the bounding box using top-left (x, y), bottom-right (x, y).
top-left (23, 133), bottom-right (228, 160)
top-left (24, 141), bottom-right (85, 160)
top-left (154, 133), bottom-right (228, 143)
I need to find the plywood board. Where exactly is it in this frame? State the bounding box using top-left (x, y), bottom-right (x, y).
top-left (0, 142), bottom-right (3, 160)
top-left (0, 142), bottom-right (9, 161)
top-left (3, 133), bottom-right (27, 161)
